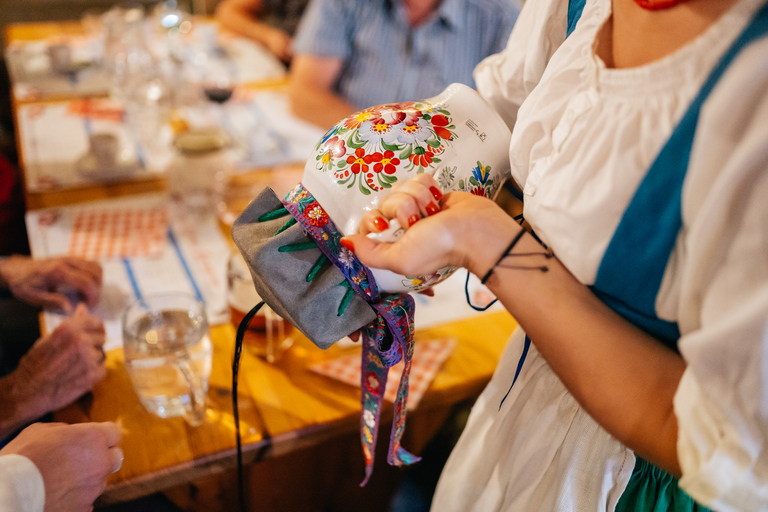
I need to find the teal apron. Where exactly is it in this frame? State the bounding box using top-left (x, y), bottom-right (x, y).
top-left (518, 1), bottom-right (768, 509)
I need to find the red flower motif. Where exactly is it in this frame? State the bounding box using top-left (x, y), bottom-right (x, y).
top-left (365, 372), bottom-right (380, 393)
top-left (343, 107), bottom-right (382, 130)
top-left (408, 147), bottom-right (435, 168)
top-left (430, 114), bottom-right (449, 126)
top-left (322, 135), bottom-right (346, 158)
top-left (346, 148), bottom-right (373, 174)
top-left (470, 186), bottom-right (488, 198)
top-left (371, 150), bottom-right (400, 174)
top-left (430, 114), bottom-right (453, 139)
top-left (304, 201), bottom-right (329, 226)
top-left (364, 172), bottom-right (384, 191)
top-left (370, 105), bottom-right (421, 127)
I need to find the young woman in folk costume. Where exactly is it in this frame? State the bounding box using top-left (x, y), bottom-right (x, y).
top-left (342, 0), bottom-right (768, 509)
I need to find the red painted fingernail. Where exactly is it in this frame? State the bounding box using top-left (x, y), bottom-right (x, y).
top-left (429, 186), bottom-right (442, 201)
top-left (340, 238), bottom-right (355, 253)
top-left (373, 217), bottom-right (389, 231)
top-left (426, 202), bottom-right (440, 216)
top-left (408, 215), bottom-right (420, 227)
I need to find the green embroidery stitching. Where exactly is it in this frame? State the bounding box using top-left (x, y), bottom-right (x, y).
top-left (277, 241), bottom-right (317, 253)
top-left (274, 217), bottom-right (297, 236)
top-left (258, 207), bottom-right (290, 222)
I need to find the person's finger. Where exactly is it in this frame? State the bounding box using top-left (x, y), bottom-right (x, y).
top-left (340, 235), bottom-right (405, 275)
top-left (63, 258), bottom-right (103, 285)
top-left (108, 446), bottom-right (124, 473)
top-left (34, 290), bottom-right (74, 314)
top-left (359, 208), bottom-right (389, 235)
top-left (55, 265), bottom-right (101, 309)
top-left (417, 288), bottom-right (435, 297)
top-left (378, 180), bottom-right (441, 227)
top-left (377, 192), bottom-right (424, 232)
top-left (72, 304), bottom-right (106, 337)
top-left (403, 172), bottom-right (443, 207)
top-left (95, 346), bottom-right (106, 364)
top-left (92, 422), bottom-right (122, 448)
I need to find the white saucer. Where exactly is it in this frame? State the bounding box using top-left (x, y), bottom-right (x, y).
top-left (76, 152), bottom-right (140, 181)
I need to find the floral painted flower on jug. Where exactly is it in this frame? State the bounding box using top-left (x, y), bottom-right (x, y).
top-left (301, 83), bottom-right (513, 294)
top-left (400, 267), bottom-right (455, 292)
top-left (458, 161), bottom-right (499, 199)
top-left (312, 101), bottom-right (459, 195)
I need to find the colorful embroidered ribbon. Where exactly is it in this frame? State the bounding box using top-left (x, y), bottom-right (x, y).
top-left (281, 184), bottom-right (420, 485)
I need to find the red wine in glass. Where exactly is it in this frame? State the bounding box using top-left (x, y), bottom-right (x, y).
top-left (203, 86), bottom-right (233, 104)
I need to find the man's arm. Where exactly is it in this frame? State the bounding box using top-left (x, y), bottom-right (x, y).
top-left (215, 0), bottom-right (293, 61)
top-left (288, 54), bottom-right (357, 129)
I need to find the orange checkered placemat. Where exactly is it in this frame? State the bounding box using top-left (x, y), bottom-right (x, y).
top-left (68, 207), bottom-right (168, 260)
top-left (309, 338), bottom-right (455, 410)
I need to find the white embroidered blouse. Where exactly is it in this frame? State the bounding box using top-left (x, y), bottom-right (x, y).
top-left (445, 0), bottom-right (768, 509)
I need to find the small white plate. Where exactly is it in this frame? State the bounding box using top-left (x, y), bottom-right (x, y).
top-left (76, 152), bottom-right (140, 181)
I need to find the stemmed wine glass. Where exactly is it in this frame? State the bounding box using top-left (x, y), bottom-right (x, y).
top-left (201, 50), bottom-right (236, 127)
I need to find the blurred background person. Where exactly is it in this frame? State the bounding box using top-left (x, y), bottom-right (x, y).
top-left (0, 421), bottom-right (123, 512)
top-left (288, 0), bottom-right (522, 128)
top-left (215, 0), bottom-right (310, 62)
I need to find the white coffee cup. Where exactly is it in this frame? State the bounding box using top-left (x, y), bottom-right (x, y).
top-left (88, 133), bottom-right (120, 169)
top-left (47, 43), bottom-right (73, 74)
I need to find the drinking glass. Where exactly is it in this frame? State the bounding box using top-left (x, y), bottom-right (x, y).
top-left (167, 128), bottom-right (230, 218)
top-left (227, 252), bottom-right (294, 363)
top-left (122, 292), bottom-right (212, 426)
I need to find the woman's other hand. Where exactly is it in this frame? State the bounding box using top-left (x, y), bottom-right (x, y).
top-left (344, 174), bottom-right (519, 279)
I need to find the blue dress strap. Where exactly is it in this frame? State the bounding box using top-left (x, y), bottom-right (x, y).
top-left (501, 3), bottom-right (768, 509)
top-left (567, 0), bottom-right (587, 38)
top-left (591, 0), bottom-right (768, 347)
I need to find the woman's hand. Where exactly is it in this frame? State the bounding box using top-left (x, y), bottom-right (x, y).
top-left (343, 174), bottom-right (520, 279)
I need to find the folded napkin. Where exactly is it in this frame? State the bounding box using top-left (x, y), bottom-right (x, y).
top-left (309, 338), bottom-right (455, 411)
top-left (68, 206), bottom-right (168, 259)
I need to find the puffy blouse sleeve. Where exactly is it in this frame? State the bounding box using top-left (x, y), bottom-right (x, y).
top-left (473, 0), bottom-right (570, 131)
top-left (0, 454), bottom-right (45, 512)
top-left (674, 37), bottom-right (768, 510)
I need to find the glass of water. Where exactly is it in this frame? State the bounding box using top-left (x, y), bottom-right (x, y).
top-left (122, 292), bottom-right (213, 426)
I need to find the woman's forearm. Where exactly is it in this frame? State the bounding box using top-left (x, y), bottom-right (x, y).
top-left (477, 225), bottom-right (685, 475)
top-left (348, 185), bottom-right (686, 474)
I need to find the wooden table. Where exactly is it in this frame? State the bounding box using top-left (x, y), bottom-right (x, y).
top-left (56, 311), bottom-right (516, 507)
top-left (5, 20), bottom-right (290, 211)
top-left (8, 19), bottom-right (520, 510)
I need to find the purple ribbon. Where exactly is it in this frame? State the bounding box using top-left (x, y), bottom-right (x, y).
top-left (282, 184), bottom-right (420, 485)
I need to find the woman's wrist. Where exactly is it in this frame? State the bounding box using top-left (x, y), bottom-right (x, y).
top-left (460, 202), bottom-right (525, 279)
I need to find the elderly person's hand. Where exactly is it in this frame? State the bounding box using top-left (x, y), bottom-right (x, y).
top-left (0, 256), bottom-right (102, 314)
top-left (0, 422), bottom-right (123, 512)
top-left (0, 304), bottom-right (107, 439)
